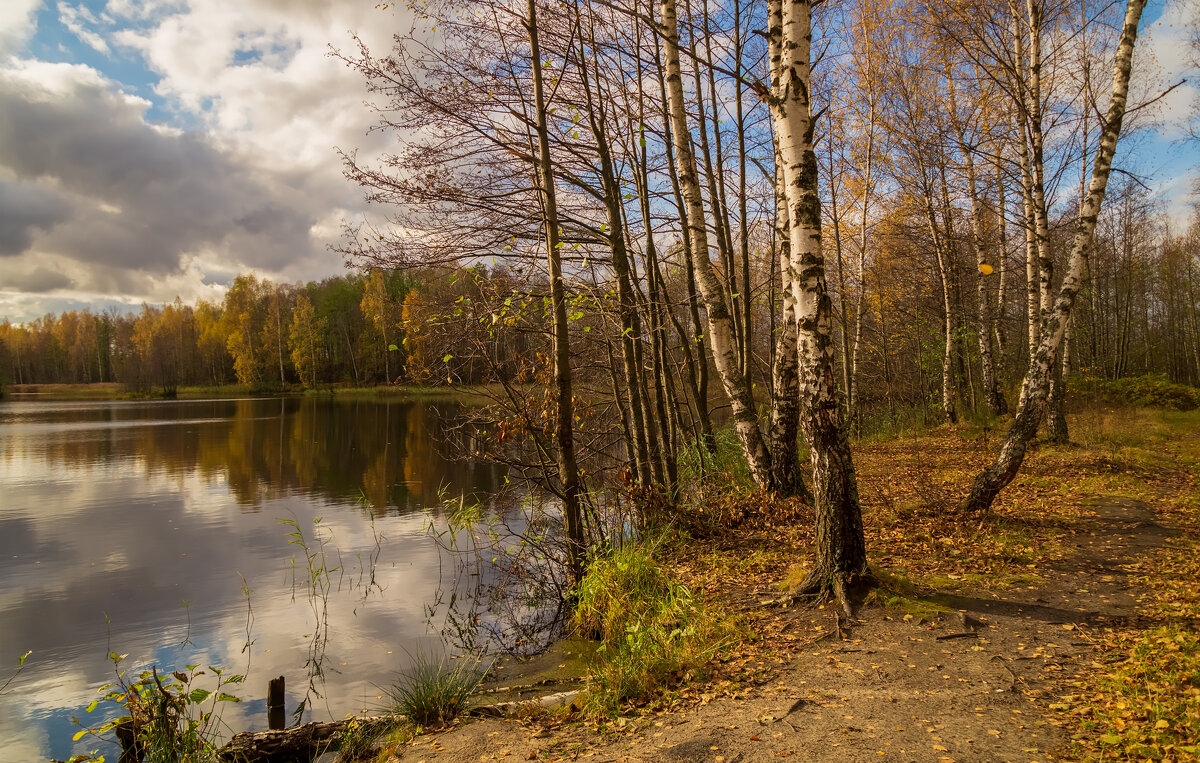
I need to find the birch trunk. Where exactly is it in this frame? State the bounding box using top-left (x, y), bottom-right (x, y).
top-left (1048, 47), bottom-right (1095, 444)
top-left (964, 0), bottom-right (1147, 513)
top-left (652, 26), bottom-right (714, 446)
top-left (769, 156), bottom-right (804, 495)
top-left (956, 129), bottom-right (1007, 416)
top-left (1047, 314), bottom-right (1071, 442)
top-left (993, 159), bottom-right (1010, 390)
top-left (849, 137), bottom-right (873, 432)
top-left (660, 0), bottom-right (772, 487)
top-left (733, 0), bottom-right (753, 382)
top-left (765, 0), bottom-right (804, 496)
top-left (1012, 11), bottom-right (1039, 379)
top-left (771, 0), bottom-right (867, 602)
top-left (923, 185), bottom-right (958, 425)
top-left (632, 11), bottom-right (679, 490)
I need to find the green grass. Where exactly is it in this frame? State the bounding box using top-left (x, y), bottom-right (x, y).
top-left (573, 539), bottom-right (739, 715)
top-left (677, 428), bottom-right (754, 489)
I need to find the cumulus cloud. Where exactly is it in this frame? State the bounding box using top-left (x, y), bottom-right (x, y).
top-left (0, 0), bottom-right (40, 55)
top-left (0, 0), bottom-right (413, 322)
top-left (0, 63), bottom-right (319, 274)
top-left (0, 177), bottom-right (70, 255)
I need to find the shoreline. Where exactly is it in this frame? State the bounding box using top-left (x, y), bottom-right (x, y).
top-left (1, 382), bottom-right (507, 403)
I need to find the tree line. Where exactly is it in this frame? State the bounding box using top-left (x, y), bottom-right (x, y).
top-left (0, 266), bottom-right (559, 393)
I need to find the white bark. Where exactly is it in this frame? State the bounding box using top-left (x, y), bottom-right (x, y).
top-left (771, 0), bottom-right (866, 587)
top-left (965, 0), bottom-right (1148, 512)
top-left (659, 0), bottom-right (771, 487)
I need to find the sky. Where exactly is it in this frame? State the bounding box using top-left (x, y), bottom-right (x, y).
top-left (0, 0), bottom-right (413, 323)
top-left (0, 0), bottom-right (1196, 324)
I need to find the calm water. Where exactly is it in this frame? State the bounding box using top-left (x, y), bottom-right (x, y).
top-left (0, 396), bottom-right (507, 761)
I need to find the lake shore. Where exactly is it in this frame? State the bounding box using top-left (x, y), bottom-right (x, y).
top-left (371, 407), bottom-right (1200, 762)
top-left (1, 381), bottom-right (506, 403)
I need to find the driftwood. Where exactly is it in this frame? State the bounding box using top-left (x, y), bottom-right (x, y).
top-left (212, 690), bottom-right (581, 762)
top-left (468, 689), bottom-right (581, 717)
top-left (217, 717), bottom-right (394, 763)
top-left (474, 676), bottom-right (580, 696)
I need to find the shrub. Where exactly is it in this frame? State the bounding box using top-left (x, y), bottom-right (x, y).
top-left (1081, 374), bottom-right (1200, 411)
top-left (62, 659), bottom-right (241, 763)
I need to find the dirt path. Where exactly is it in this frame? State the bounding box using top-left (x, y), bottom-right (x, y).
top-left (380, 493), bottom-right (1177, 763)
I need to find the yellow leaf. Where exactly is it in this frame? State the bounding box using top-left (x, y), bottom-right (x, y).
top-left (979, 263), bottom-right (994, 275)
top-left (1155, 719), bottom-right (1170, 729)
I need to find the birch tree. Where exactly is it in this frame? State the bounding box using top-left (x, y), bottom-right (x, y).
top-left (964, 0), bottom-right (1148, 513)
top-left (659, 0), bottom-right (772, 488)
top-left (527, 0), bottom-right (587, 580)
top-left (770, 0), bottom-right (868, 605)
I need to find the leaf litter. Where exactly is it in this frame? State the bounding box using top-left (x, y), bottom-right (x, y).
top-left (374, 409), bottom-right (1200, 762)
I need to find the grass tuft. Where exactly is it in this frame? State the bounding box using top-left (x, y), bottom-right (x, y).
top-left (384, 652), bottom-right (484, 727)
top-left (677, 429), bottom-right (753, 489)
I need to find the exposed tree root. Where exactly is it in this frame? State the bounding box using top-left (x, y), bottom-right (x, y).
top-left (785, 569), bottom-right (875, 621)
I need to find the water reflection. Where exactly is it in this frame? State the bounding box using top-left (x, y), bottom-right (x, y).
top-left (0, 396), bottom-right (506, 761)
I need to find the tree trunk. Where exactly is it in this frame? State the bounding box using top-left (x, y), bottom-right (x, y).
top-left (577, 32), bottom-right (655, 487)
top-left (923, 184), bottom-right (958, 425)
top-left (733, 0), bottom-right (753, 382)
top-left (1046, 314), bottom-right (1071, 443)
top-left (993, 158), bottom-right (1010, 398)
top-left (770, 0), bottom-right (867, 604)
top-left (955, 121), bottom-right (1007, 416)
top-left (765, 0), bottom-right (803, 497)
top-left (528, 0), bottom-right (586, 580)
top-left (964, 0), bottom-right (1147, 513)
top-left (660, 0), bottom-right (771, 487)
top-left (652, 27), bottom-right (713, 446)
top-left (769, 159), bottom-right (804, 496)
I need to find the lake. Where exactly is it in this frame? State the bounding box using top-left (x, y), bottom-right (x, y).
top-left (0, 395), bottom-right (512, 761)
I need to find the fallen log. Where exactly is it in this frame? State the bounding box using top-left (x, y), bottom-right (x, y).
top-left (213, 690), bottom-right (581, 762)
top-left (468, 689), bottom-right (581, 717)
top-left (217, 716), bottom-right (396, 763)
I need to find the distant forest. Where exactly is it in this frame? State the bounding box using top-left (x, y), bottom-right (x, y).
top-left (3, 0), bottom-right (1200, 456)
top-left (0, 266), bottom-right (547, 393)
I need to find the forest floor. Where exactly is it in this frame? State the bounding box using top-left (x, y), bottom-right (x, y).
top-left (380, 406), bottom-right (1200, 763)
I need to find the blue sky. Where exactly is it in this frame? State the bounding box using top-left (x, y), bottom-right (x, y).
top-left (0, 0), bottom-right (1195, 324)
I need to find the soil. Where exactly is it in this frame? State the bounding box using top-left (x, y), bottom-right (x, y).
top-left (380, 464), bottom-right (1183, 762)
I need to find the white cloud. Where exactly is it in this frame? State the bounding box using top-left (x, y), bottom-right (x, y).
top-left (1133, 0), bottom-right (1200, 134)
top-left (114, 0), bottom-right (401, 174)
top-left (58, 2), bottom-right (111, 55)
top-left (0, 0), bottom-right (41, 56)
